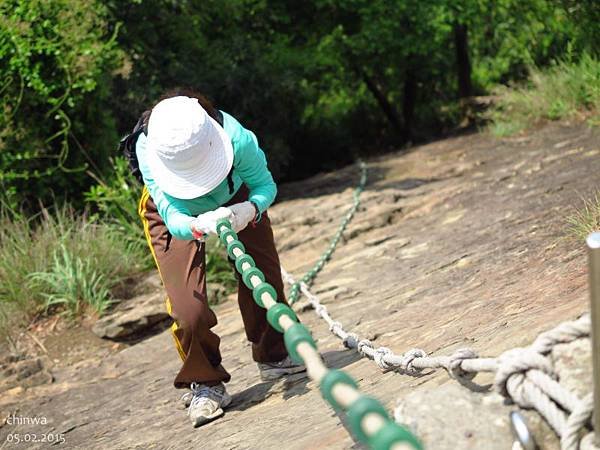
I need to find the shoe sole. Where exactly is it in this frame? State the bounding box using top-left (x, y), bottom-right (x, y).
top-left (259, 365), bottom-right (307, 382)
top-left (191, 394), bottom-right (232, 427)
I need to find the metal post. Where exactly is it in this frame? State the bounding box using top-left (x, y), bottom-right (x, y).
top-left (586, 232), bottom-right (600, 445)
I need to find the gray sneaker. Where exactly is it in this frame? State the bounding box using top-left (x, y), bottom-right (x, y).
top-left (257, 356), bottom-right (307, 381)
top-left (182, 382), bottom-right (232, 427)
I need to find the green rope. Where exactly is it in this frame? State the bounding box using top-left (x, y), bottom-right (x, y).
top-left (215, 217), bottom-right (422, 450)
top-left (288, 160), bottom-right (368, 304)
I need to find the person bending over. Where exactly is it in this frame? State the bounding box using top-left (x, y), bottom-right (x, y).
top-left (134, 92), bottom-right (306, 427)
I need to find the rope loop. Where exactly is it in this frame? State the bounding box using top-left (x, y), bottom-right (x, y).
top-left (531, 313), bottom-right (591, 355)
top-left (357, 339), bottom-right (374, 356)
top-left (494, 347), bottom-right (555, 400)
top-left (579, 433), bottom-right (599, 450)
top-left (400, 348), bottom-right (427, 375)
top-left (444, 348), bottom-right (479, 380)
top-left (561, 393), bottom-right (595, 450)
top-left (373, 346), bottom-right (394, 371)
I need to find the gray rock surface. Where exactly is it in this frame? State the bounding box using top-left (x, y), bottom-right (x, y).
top-left (92, 289), bottom-right (169, 340)
top-left (393, 336), bottom-right (595, 450)
top-left (1, 121), bottom-right (598, 449)
top-left (0, 355), bottom-right (53, 392)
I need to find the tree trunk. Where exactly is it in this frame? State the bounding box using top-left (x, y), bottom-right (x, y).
top-left (402, 66), bottom-right (416, 141)
top-left (454, 23), bottom-right (472, 98)
top-left (360, 69), bottom-right (403, 135)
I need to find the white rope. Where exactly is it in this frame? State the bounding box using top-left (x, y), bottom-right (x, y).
top-left (282, 268), bottom-right (598, 450)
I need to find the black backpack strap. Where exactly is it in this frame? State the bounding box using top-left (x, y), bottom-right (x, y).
top-left (226, 169), bottom-right (234, 194)
top-left (120, 110), bottom-right (151, 184)
top-left (214, 109), bottom-right (224, 127)
top-left (140, 110), bottom-right (150, 135)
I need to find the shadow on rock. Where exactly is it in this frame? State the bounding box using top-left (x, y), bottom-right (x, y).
top-left (321, 349), bottom-right (362, 371)
top-left (227, 351), bottom-right (362, 415)
top-left (277, 165), bottom-right (387, 201)
top-left (229, 371), bottom-right (311, 412)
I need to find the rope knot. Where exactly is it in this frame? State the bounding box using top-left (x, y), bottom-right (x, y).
top-left (342, 333), bottom-right (359, 349)
top-left (445, 348), bottom-right (478, 380)
top-left (400, 348), bottom-right (427, 375)
top-left (357, 339), bottom-right (374, 356)
top-left (315, 304), bottom-right (327, 317)
top-left (373, 346), bottom-right (393, 371)
top-left (328, 321), bottom-right (343, 335)
top-left (494, 347), bottom-right (555, 407)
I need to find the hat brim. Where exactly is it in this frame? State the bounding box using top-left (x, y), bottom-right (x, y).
top-left (146, 115), bottom-right (234, 200)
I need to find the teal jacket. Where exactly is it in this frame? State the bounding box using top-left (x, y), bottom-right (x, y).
top-left (136, 111), bottom-right (277, 240)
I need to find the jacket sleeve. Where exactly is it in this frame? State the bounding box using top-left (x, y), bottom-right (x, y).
top-left (136, 134), bottom-right (195, 240)
top-left (230, 117), bottom-right (277, 215)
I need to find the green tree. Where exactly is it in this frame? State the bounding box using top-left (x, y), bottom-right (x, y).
top-left (0, 0), bottom-right (122, 209)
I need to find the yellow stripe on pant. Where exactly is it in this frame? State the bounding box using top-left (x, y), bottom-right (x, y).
top-left (139, 186), bottom-right (186, 361)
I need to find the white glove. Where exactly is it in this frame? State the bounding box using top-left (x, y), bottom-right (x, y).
top-left (229, 201), bottom-right (257, 233)
top-left (190, 207), bottom-right (233, 241)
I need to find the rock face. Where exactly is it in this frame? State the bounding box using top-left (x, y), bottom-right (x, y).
top-left (0, 355), bottom-right (53, 393)
top-left (1, 122), bottom-right (598, 449)
top-left (394, 336), bottom-right (594, 450)
top-left (92, 275), bottom-right (170, 340)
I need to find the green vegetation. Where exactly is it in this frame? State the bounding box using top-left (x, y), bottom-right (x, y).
top-left (85, 157), bottom-right (151, 267)
top-left (489, 53), bottom-right (600, 136)
top-left (0, 206), bottom-right (146, 339)
top-left (0, 0), bottom-right (598, 340)
top-left (0, 0), bottom-right (122, 210)
top-left (566, 193), bottom-right (600, 242)
top-left (2, 0), bottom-right (598, 209)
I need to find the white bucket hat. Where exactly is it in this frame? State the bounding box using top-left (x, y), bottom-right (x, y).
top-left (146, 96), bottom-right (234, 199)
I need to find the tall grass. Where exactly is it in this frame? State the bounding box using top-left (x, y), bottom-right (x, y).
top-left (0, 205), bottom-right (146, 340)
top-left (489, 53), bottom-right (600, 136)
top-left (566, 192), bottom-right (600, 242)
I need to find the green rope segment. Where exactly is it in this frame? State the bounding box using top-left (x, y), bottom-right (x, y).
top-left (216, 217), bottom-right (422, 450)
top-left (288, 161), bottom-right (368, 304)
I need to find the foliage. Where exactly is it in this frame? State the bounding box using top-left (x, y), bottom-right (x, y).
top-left (0, 0), bottom-right (122, 209)
top-left (566, 192), bottom-right (600, 242)
top-left (1, 0), bottom-right (596, 207)
top-left (0, 0), bottom-right (597, 337)
top-left (488, 53), bottom-right (600, 136)
top-left (106, 0), bottom-right (589, 181)
top-left (0, 205), bottom-right (146, 338)
top-left (29, 244), bottom-right (114, 317)
top-left (84, 156), bottom-right (151, 266)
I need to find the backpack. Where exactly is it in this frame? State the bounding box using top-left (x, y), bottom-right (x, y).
top-left (119, 109), bottom-right (235, 194)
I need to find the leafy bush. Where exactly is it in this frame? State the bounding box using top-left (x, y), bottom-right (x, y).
top-left (488, 53), bottom-right (600, 136)
top-left (0, 0), bottom-right (123, 210)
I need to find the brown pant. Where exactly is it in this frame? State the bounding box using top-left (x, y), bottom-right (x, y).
top-left (138, 185), bottom-right (289, 388)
